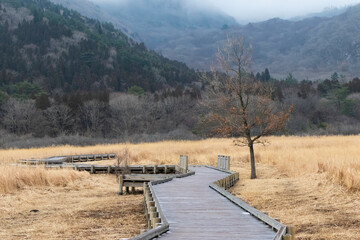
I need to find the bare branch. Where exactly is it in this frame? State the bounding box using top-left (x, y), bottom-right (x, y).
top-left (202, 35), bottom-right (293, 179)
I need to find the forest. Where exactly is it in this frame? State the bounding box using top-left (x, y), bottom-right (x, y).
top-left (1, 69), bottom-right (360, 148)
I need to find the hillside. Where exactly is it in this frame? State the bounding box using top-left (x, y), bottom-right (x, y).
top-left (0, 0), bottom-right (197, 98)
top-left (49, 0), bottom-right (141, 40)
top-left (63, 0), bottom-right (360, 79)
top-left (239, 5), bottom-right (360, 79)
top-left (51, 0), bottom-right (239, 68)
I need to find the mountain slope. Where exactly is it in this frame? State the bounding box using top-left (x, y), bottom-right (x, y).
top-left (52, 0), bottom-right (238, 67)
top-left (49, 0), bottom-right (141, 40)
top-left (68, 0), bottom-right (360, 79)
top-left (239, 5), bottom-right (360, 78)
top-left (0, 0), bottom-right (197, 97)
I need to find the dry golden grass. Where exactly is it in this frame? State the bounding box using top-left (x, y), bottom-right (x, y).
top-left (1, 135), bottom-right (360, 239)
top-left (0, 166), bottom-right (89, 194)
top-left (229, 164), bottom-right (360, 240)
top-left (0, 175), bottom-right (145, 240)
top-left (2, 135), bottom-right (359, 190)
top-left (256, 135), bottom-right (360, 191)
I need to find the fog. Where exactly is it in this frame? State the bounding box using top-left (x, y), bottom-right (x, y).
top-left (90, 0), bottom-right (360, 23)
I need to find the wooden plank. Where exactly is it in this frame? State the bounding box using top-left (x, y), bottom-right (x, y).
top-left (210, 183), bottom-right (284, 231)
top-left (152, 166), bottom-right (276, 239)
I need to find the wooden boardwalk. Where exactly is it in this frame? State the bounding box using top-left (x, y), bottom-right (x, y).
top-left (153, 166), bottom-right (276, 239)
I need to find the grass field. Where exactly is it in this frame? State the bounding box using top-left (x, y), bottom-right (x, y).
top-left (0, 175), bottom-right (144, 239)
top-left (1, 135), bottom-right (359, 239)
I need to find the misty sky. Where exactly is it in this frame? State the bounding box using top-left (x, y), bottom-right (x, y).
top-left (91, 0), bottom-right (360, 23)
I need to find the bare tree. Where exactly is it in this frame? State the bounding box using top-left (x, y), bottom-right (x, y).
top-left (81, 100), bottom-right (105, 136)
top-left (44, 104), bottom-right (73, 135)
top-left (110, 94), bottom-right (143, 137)
top-left (2, 98), bottom-right (36, 135)
top-left (203, 36), bottom-right (293, 179)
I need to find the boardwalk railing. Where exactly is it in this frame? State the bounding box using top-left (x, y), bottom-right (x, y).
top-left (132, 180), bottom-right (171, 240)
top-left (208, 165), bottom-right (295, 240)
top-left (131, 157), bottom-right (195, 240)
top-left (20, 153), bottom-right (116, 165)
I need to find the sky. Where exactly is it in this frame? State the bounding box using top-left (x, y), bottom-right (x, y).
top-left (91, 0), bottom-right (360, 23)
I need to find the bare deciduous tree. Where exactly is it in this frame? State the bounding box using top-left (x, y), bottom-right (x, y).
top-left (81, 100), bottom-right (105, 136)
top-left (110, 94), bottom-right (143, 137)
top-left (44, 104), bottom-right (73, 135)
top-left (203, 36), bottom-right (293, 179)
top-left (2, 98), bottom-right (36, 135)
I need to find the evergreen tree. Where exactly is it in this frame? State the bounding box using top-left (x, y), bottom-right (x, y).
top-left (264, 68), bottom-right (270, 82)
top-left (331, 72), bottom-right (339, 81)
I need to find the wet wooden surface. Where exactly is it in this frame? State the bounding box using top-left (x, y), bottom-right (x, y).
top-left (153, 166), bottom-right (276, 240)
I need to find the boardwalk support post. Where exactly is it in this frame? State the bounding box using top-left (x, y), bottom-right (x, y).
top-left (153, 217), bottom-right (161, 227)
top-left (107, 165), bottom-right (111, 174)
top-left (287, 226), bottom-right (296, 240)
top-left (90, 165), bottom-right (95, 174)
top-left (119, 175), bottom-right (124, 195)
top-left (154, 165), bottom-right (157, 174)
top-left (282, 234), bottom-right (292, 240)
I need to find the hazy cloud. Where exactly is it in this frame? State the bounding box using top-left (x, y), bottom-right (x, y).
top-left (91, 0), bottom-right (360, 23)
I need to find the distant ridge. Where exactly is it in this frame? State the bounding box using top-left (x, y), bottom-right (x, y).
top-left (59, 0), bottom-right (360, 79)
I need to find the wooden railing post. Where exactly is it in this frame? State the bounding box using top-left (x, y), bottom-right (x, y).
top-left (225, 156), bottom-right (230, 170)
top-left (180, 155), bottom-right (188, 172)
top-left (217, 155), bottom-right (231, 170)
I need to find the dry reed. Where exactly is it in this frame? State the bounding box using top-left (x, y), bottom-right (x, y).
top-left (1, 135), bottom-right (359, 190)
top-left (0, 175), bottom-right (144, 240)
top-left (0, 166), bottom-right (89, 194)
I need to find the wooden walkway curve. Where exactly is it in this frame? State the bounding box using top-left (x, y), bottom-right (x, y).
top-left (152, 166), bottom-right (276, 239)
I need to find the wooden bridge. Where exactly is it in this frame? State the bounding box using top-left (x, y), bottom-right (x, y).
top-left (136, 163), bottom-right (294, 240)
top-left (153, 166), bottom-right (276, 239)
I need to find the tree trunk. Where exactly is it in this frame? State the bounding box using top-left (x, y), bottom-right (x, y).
top-left (249, 142), bottom-right (257, 179)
